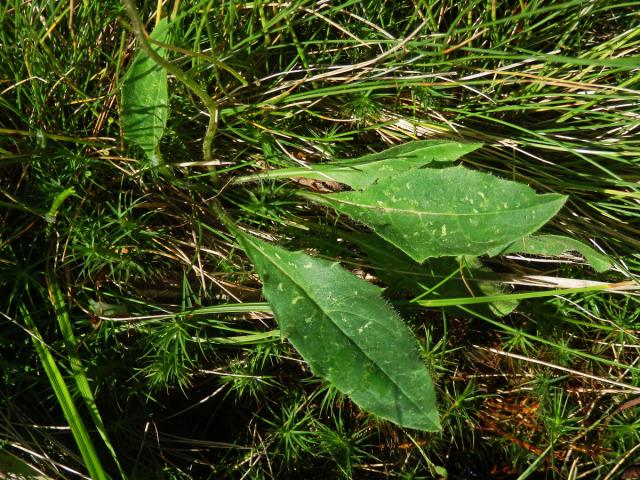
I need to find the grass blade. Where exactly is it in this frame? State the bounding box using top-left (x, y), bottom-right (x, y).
top-left (516, 444), bottom-right (553, 480)
top-left (416, 283), bottom-right (633, 307)
top-left (19, 303), bottom-right (109, 480)
top-left (47, 276), bottom-right (126, 479)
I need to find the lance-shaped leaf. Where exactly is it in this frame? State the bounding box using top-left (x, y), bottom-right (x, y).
top-left (487, 234), bottom-right (611, 272)
top-left (237, 140), bottom-right (482, 189)
top-left (237, 233), bottom-right (440, 431)
top-left (310, 166), bottom-right (567, 263)
top-left (122, 18), bottom-right (170, 164)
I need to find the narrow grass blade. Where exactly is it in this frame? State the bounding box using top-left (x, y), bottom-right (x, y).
top-left (47, 276), bottom-right (125, 478)
top-left (416, 283), bottom-right (629, 307)
top-left (516, 444), bottom-right (553, 480)
top-left (19, 303), bottom-right (109, 480)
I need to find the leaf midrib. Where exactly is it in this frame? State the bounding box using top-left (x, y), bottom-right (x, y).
top-left (244, 235), bottom-right (431, 423)
top-left (326, 194), bottom-right (564, 217)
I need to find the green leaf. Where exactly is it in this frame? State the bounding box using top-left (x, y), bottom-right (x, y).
top-left (353, 234), bottom-right (518, 317)
top-left (237, 233), bottom-right (440, 431)
top-left (121, 18), bottom-right (170, 164)
top-left (238, 140), bottom-right (482, 189)
top-left (310, 166), bottom-right (567, 263)
top-left (487, 234), bottom-right (611, 272)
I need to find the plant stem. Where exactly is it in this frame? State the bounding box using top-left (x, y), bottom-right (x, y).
top-left (210, 198), bottom-right (241, 236)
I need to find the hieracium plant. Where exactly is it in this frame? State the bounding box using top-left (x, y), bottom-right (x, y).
top-left (120, 6), bottom-right (611, 432)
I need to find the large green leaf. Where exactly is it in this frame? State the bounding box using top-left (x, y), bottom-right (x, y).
top-left (238, 140), bottom-right (482, 189)
top-left (353, 234), bottom-right (518, 317)
top-left (121, 18), bottom-right (170, 164)
top-left (237, 233), bottom-right (440, 431)
top-left (487, 234), bottom-right (611, 272)
top-left (310, 166), bottom-right (567, 263)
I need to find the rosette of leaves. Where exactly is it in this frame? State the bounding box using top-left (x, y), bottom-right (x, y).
top-left (232, 140), bottom-right (609, 431)
top-left (121, 21), bottom-right (610, 431)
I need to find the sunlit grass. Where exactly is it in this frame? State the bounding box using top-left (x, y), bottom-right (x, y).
top-left (1, 0), bottom-right (639, 478)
